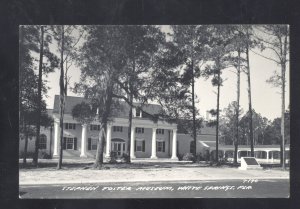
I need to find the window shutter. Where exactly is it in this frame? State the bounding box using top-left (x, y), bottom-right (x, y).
top-left (163, 141), bottom-right (165, 152)
top-left (65, 123), bottom-right (68, 129)
top-left (74, 137), bottom-right (77, 150)
top-left (134, 140), bottom-right (137, 151)
top-left (88, 138), bottom-right (91, 150)
top-left (63, 137), bottom-right (66, 150)
top-left (73, 124), bottom-right (76, 130)
top-left (142, 140), bottom-right (145, 152)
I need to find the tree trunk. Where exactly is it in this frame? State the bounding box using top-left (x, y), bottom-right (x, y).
top-left (94, 82), bottom-right (114, 169)
top-left (127, 58), bottom-right (135, 163)
top-left (127, 92), bottom-right (133, 163)
top-left (281, 29), bottom-right (288, 170)
top-left (281, 63), bottom-right (286, 169)
top-left (215, 60), bottom-right (221, 163)
top-left (234, 49), bottom-right (241, 165)
top-left (94, 124), bottom-right (105, 168)
top-left (191, 59), bottom-right (197, 162)
top-left (23, 123), bottom-right (29, 164)
top-left (49, 124), bottom-right (53, 158)
top-left (246, 37), bottom-right (254, 157)
top-left (33, 25), bottom-right (44, 167)
top-left (57, 26), bottom-right (65, 169)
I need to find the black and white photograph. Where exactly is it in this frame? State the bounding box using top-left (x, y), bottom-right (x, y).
top-left (18, 25), bottom-right (290, 198)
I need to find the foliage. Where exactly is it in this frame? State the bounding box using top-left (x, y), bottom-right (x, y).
top-left (71, 102), bottom-right (96, 125)
top-left (219, 102), bottom-right (244, 145)
top-left (109, 151), bottom-right (118, 164)
top-left (120, 153), bottom-right (130, 163)
top-left (182, 153), bottom-right (195, 161)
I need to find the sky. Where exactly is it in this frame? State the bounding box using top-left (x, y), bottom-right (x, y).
top-left (41, 25), bottom-right (290, 121)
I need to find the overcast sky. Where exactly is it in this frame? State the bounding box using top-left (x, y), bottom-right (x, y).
top-left (41, 25), bottom-right (290, 121)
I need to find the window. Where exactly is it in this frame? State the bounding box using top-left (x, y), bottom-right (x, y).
top-left (90, 124), bottom-right (100, 131)
top-left (65, 123), bottom-right (76, 130)
top-left (157, 141), bottom-right (165, 152)
top-left (156, 129), bottom-right (164, 135)
top-left (39, 134), bottom-right (47, 149)
top-left (135, 140), bottom-right (145, 152)
top-left (66, 138), bottom-right (74, 149)
top-left (88, 138), bottom-right (98, 150)
top-left (113, 126), bottom-right (123, 132)
top-left (63, 137), bottom-right (77, 150)
top-left (135, 127), bottom-right (144, 134)
top-left (238, 151), bottom-right (249, 158)
top-left (254, 151), bottom-right (267, 159)
top-left (136, 108), bottom-right (141, 117)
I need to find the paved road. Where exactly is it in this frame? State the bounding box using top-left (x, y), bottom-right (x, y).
top-left (19, 179), bottom-right (289, 198)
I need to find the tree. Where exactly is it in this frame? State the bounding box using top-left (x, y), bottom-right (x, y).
top-left (202, 25), bottom-right (235, 163)
top-left (239, 110), bottom-right (270, 146)
top-left (253, 25), bottom-right (289, 169)
top-left (112, 26), bottom-right (165, 162)
top-left (19, 25), bottom-right (58, 165)
top-left (50, 25), bottom-right (84, 169)
top-left (75, 26), bottom-right (127, 168)
top-left (154, 25), bottom-right (210, 161)
top-left (219, 102), bottom-right (244, 147)
top-left (71, 102), bottom-right (96, 125)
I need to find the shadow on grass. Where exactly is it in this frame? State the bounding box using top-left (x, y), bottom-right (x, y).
top-left (19, 161), bottom-right (214, 170)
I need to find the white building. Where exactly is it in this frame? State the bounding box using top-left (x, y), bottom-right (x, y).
top-left (19, 95), bottom-right (217, 160)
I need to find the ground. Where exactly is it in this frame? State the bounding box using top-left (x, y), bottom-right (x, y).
top-left (19, 158), bottom-right (290, 198)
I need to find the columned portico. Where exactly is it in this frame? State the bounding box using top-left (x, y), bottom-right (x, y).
top-left (80, 124), bottom-right (87, 157)
top-left (171, 129), bottom-right (178, 160)
top-left (130, 126), bottom-right (136, 159)
top-left (53, 120), bottom-right (59, 156)
top-left (105, 124), bottom-right (112, 158)
top-left (151, 128), bottom-right (157, 159)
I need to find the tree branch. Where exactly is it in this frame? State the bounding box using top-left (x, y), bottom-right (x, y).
top-left (250, 49), bottom-right (281, 64)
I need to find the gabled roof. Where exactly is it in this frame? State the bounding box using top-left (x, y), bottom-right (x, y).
top-left (52, 95), bottom-right (162, 118)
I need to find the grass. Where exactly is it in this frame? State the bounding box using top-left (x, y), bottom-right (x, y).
top-left (19, 158), bottom-right (288, 171)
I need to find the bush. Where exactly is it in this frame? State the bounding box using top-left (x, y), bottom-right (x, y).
top-left (119, 153), bottom-right (130, 163)
top-left (195, 153), bottom-right (204, 162)
top-left (38, 151), bottom-right (51, 159)
top-left (177, 153), bottom-right (183, 161)
top-left (19, 151), bottom-right (34, 159)
top-left (182, 153), bottom-right (195, 161)
top-left (109, 151), bottom-right (117, 164)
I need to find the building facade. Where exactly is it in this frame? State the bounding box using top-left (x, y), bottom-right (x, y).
top-left (19, 95), bottom-right (217, 160)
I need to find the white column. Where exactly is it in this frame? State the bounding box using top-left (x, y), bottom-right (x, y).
top-left (105, 124), bottom-right (112, 157)
top-left (151, 128), bottom-right (157, 159)
top-left (80, 124), bottom-right (87, 157)
top-left (130, 126), bottom-right (136, 159)
top-left (53, 120), bottom-right (59, 156)
top-left (171, 129), bottom-right (178, 160)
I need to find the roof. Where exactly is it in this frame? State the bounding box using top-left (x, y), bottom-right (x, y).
top-left (52, 95), bottom-right (162, 118)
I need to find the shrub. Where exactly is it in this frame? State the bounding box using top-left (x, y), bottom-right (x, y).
top-left (195, 153), bottom-right (204, 162)
top-left (109, 151), bottom-right (117, 164)
top-left (19, 151), bottom-right (34, 159)
top-left (177, 153), bottom-right (183, 161)
top-left (182, 153), bottom-right (195, 161)
top-left (38, 151), bottom-right (51, 159)
top-left (120, 153), bottom-right (130, 163)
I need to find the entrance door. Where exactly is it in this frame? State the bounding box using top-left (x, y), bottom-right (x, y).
top-left (112, 142), bottom-right (125, 157)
